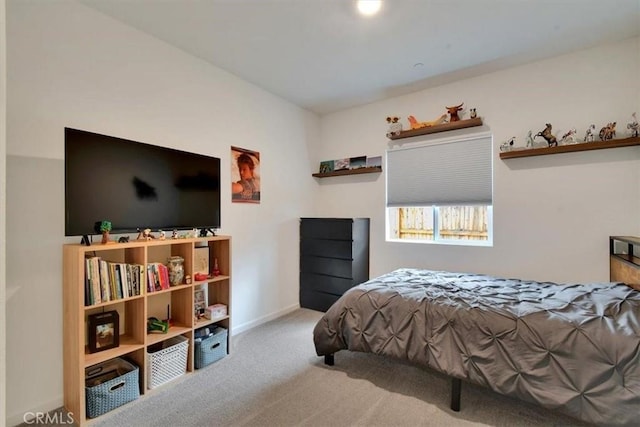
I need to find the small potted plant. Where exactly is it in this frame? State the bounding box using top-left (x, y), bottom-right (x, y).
top-left (99, 221), bottom-right (112, 244)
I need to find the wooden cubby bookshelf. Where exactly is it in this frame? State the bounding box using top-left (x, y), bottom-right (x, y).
top-left (63, 235), bottom-right (232, 426)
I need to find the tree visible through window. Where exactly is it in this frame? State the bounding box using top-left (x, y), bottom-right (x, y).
top-left (388, 205), bottom-right (491, 243)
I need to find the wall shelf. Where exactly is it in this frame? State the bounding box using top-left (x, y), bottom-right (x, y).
top-left (500, 136), bottom-right (640, 159)
top-left (312, 166), bottom-right (382, 178)
top-left (388, 117), bottom-right (483, 140)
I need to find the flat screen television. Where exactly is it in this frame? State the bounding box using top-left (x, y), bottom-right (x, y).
top-left (65, 127), bottom-right (221, 239)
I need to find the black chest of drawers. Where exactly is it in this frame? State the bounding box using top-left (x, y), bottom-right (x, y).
top-left (300, 218), bottom-right (370, 312)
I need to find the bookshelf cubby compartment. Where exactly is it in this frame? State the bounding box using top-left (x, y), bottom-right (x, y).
top-left (63, 235), bottom-right (232, 426)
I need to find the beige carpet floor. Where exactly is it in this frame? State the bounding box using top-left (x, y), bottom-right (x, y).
top-left (81, 308), bottom-right (591, 427)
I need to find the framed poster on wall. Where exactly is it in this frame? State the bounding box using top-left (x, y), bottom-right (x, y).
top-left (231, 146), bottom-right (260, 203)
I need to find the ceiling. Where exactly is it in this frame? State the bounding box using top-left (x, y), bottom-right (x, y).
top-left (80, 0), bottom-right (640, 115)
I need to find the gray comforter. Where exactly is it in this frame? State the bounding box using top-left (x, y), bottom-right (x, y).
top-left (313, 268), bottom-right (640, 425)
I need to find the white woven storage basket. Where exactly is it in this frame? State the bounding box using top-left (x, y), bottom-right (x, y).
top-left (147, 335), bottom-right (188, 389)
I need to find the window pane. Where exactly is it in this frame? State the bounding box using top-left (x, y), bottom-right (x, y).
top-left (437, 206), bottom-right (488, 241)
top-left (388, 207), bottom-right (434, 241)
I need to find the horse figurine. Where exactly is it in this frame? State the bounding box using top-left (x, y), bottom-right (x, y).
top-left (627, 113), bottom-right (639, 138)
top-left (560, 128), bottom-right (578, 144)
top-left (599, 122), bottom-right (616, 141)
top-left (584, 124), bottom-right (596, 142)
top-left (535, 123), bottom-right (558, 147)
top-left (525, 130), bottom-right (535, 148)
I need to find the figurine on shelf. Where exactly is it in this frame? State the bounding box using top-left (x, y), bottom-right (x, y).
top-left (136, 228), bottom-right (154, 241)
top-left (469, 108), bottom-right (477, 119)
top-left (407, 114), bottom-right (447, 129)
top-left (599, 122), bottom-right (617, 141)
top-left (97, 221), bottom-right (112, 244)
top-left (535, 123), bottom-right (558, 147)
top-left (172, 229), bottom-right (179, 239)
top-left (584, 124), bottom-right (596, 142)
top-left (445, 103), bottom-right (464, 122)
top-left (627, 113), bottom-right (639, 138)
top-left (560, 128), bottom-right (579, 145)
top-left (158, 230), bottom-right (166, 240)
top-left (500, 137), bottom-right (516, 152)
top-left (385, 116), bottom-right (403, 138)
top-left (525, 130), bottom-right (535, 148)
top-left (212, 258), bottom-right (221, 277)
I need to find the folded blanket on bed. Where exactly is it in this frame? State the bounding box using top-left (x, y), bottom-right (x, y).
top-left (313, 268), bottom-right (640, 426)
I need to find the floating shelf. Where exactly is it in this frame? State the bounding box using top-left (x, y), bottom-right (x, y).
top-left (500, 136), bottom-right (640, 159)
top-left (388, 117), bottom-right (483, 140)
top-left (312, 166), bottom-right (382, 178)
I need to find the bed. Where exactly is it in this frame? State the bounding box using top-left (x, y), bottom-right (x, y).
top-left (313, 268), bottom-right (640, 425)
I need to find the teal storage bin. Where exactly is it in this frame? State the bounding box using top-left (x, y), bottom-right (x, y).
top-left (85, 358), bottom-right (139, 418)
top-left (194, 326), bottom-right (227, 369)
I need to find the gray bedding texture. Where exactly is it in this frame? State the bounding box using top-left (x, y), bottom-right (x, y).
top-left (313, 268), bottom-right (640, 425)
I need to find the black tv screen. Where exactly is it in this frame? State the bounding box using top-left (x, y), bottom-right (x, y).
top-left (65, 128), bottom-right (221, 237)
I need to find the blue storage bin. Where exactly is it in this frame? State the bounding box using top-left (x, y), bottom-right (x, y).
top-left (194, 326), bottom-right (227, 369)
top-left (85, 358), bottom-right (139, 419)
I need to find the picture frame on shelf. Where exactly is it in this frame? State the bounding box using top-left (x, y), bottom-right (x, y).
top-left (194, 286), bottom-right (207, 318)
top-left (349, 156), bottom-right (366, 169)
top-left (366, 156), bottom-right (382, 169)
top-left (87, 310), bottom-right (119, 353)
top-left (319, 160), bottom-right (334, 174)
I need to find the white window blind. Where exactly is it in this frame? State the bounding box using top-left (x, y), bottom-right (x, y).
top-left (386, 134), bottom-right (493, 207)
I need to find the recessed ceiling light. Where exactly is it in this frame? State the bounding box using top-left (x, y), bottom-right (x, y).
top-left (357, 0), bottom-right (382, 16)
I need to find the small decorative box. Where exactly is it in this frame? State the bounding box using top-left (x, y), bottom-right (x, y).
top-left (205, 303), bottom-right (227, 320)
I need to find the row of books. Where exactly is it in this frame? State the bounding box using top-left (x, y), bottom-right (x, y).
top-left (147, 262), bottom-right (171, 293)
top-left (85, 257), bottom-right (144, 306)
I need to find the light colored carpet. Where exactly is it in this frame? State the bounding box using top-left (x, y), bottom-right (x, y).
top-left (87, 308), bottom-right (587, 427)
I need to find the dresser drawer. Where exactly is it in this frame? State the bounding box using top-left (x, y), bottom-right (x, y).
top-left (300, 273), bottom-right (355, 295)
top-left (300, 218), bottom-right (353, 240)
top-left (300, 239), bottom-right (353, 259)
top-left (300, 256), bottom-right (353, 279)
top-left (299, 289), bottom-right (341, 312)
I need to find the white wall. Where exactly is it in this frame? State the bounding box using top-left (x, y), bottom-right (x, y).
top-left (1, 0), bottom-right (7, 425)
top-left (5, 0), bottom-right (318, 423)
top-left (317, 37), bottom-right (640, 283)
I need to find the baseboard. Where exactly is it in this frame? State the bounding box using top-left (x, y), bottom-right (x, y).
top-left (7, 399), bottom-right (64, 427)
top-left (232, 303), bottom-right (300, 335)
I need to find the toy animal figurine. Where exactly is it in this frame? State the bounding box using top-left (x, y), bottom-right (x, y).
top-left (386, 116), bottom-right (403, 138)
top-left (535, 123), bottom-right (558, 147)
top-left (446, 103), bottom-right (464, 122)
top-left (469, 108), bottom-right (477, 119)
top-left (137, 227), bottom-right (154, 240)
top-left (500, 137), bottom-right (516, 152)
top-left (117, 236), bottom-right (130, 243)
top-left (525, 130), bottom-right (535, 148)
top-left (560, 128), bottom-right (578, 144)
top-left (158, 230), bottom-right (166, 240)
top-left (584, 124), bottom-right (596, 142)
top-left (627, 113), bottom-right (639, 138)
top-left (599, 122), bottom-right (616, 141)
top-left (407, 114), bottom-right (447, 129)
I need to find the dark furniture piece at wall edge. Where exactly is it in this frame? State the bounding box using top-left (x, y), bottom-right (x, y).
top-left (609, 235), bottom-right (640, 290)
top-left (300, 218), bottom-right (370, 312)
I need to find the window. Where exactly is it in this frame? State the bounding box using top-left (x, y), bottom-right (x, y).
top-left (387, 205), bottom-right (492, 244)
top-left (386, 133), bottom-right (493, 246)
